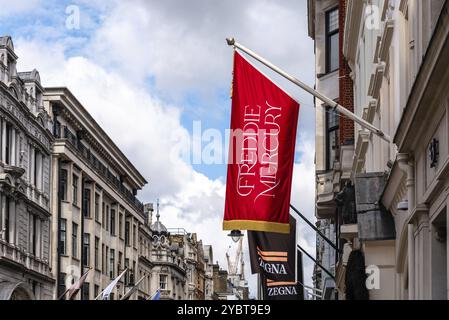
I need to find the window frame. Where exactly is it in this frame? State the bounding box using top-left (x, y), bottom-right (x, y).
top-left (83, 233), bottom-right (90, 267)
top-left (60, 169), bottom-right (68, 201)
top-left (59, 218), bottom-right (67, 255)
top-left (326, 106), bottom-right (340, 171)
top-left (72, 222), bottom-right (78, 259)
top-left (94, 237), bottom-right (99, 269)
top-left (325, 7), bottom-right (340, 74)
top-left (83, 188), bottom-right (91, 218)
top-left (72, 174), bottom-right (79, 206)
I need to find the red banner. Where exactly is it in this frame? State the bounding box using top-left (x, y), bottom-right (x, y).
top-left (223, 52), bottom-right (299, 234)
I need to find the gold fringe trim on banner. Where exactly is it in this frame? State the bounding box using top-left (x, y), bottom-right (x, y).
top-left (223, 220), bottom-right (290, 234)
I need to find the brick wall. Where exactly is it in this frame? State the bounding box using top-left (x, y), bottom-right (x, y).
top-left (339, 0), bottom-right (355, 146)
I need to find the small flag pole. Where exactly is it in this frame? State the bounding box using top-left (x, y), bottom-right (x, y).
top-left (226, 38), bottom-right (391, 143)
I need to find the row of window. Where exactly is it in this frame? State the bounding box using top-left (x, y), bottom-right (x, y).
top-left (60, 170), bottom-right (138, 246)
top-left (0, 119), bottom-right (48, 193)
top-left (0, 195), bottom-right (46, 258)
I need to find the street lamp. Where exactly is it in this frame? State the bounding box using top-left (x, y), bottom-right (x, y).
top-left (227, 230), bottom-right (243, 243)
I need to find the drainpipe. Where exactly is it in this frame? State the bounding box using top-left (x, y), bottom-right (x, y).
top-left (397, 153), bottom-right (415, 300)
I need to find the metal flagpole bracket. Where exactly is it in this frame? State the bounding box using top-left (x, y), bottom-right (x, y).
top-left (226, 37), bottom-right (391, 143)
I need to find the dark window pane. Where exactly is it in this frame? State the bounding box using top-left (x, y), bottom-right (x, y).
top-left (82, 282), bottom-right (90, 300)
top-left (327, 9), bottom-right (339, 33)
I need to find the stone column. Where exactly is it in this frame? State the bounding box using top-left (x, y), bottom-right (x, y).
top-left (398, 153), bottom-right (416, 299)
top-left (414, 205), bottom-right (431, 300)
top-left (30, 147), bottom-right (35, 186)
top-left (1, 119), bottom-right (6, 162)
top-left (0, 194), bottom-right (3, 239)
top-left (408, 224), bottom-right (415, 299)
top-left (36, 152), bottom-right (42, 191)
top-left (9, 199), bottom-right (15, 244)
top-left (36, 218), bottom-right (42, 258)
top-left (11, 128), bottom-right (16, 166)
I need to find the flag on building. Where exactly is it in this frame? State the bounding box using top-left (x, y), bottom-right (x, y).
top-left (150, 289), bottom-right (161, 301)
top-left (97, 268), bottom-right (128, 300)
top-left (120, 276), bottom-right (145, 300)
top-left (248, 216), bottom-right (301, 300)
top-left (63, 268), bottom-right (91, 300)
top-left (223, 51), bottom-right (300, 234)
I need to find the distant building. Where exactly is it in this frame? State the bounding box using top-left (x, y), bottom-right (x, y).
top-left (136, 203), bottom-right (154, 299)
top-left (0, 36), bottom-right (54, 300)
top-left (203, 245), bottom-right (214, 300)
top-left (149, 210), bottom-right (187, 300)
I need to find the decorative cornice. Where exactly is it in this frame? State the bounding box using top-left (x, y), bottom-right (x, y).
top-left (379, 19), bottom-right (395, 62)
top-left (368, 62), bottom-right (386, 99)
top-left (343, 0), bottom-right (365, 64)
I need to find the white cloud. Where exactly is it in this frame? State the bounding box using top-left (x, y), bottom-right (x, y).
top-left (87, 0), bottom-right (314, 100)
top-left (0, 0), bottom-right (41, 17)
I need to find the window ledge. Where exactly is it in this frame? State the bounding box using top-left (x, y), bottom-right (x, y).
top-left (317, 69), bottom-right (339, 80)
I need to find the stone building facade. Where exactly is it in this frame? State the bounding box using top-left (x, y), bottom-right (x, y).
top-left (43, 87), bottom-right (147, 300)
top-left (0, 36), bottom-right (54, 300)
top-left (309, 0), bottom-right (449, 300)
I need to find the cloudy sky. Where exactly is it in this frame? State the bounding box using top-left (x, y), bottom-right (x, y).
top-left (0, 0), bottom-right (316, 298)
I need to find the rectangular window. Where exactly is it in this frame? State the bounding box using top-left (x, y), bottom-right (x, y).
top-left (94, 193), bottom-right (100, 222)
top-left (94, 237), bottom-right (99, 269)
top-left (60, 169), bottom-right (68, 201)
top-left (119, 213), bottom-right (123, 239)
top-left (102, 202), bottom-right (105, 228)
top-left (133, 225), bottom-right (137, 248)
top-left (82, 282), bottom-right (90, 300)
top-left (54, 120), bottom-right (61, 138)
top-left (30, 214), bottom-right (37, 255)
top-left (105, 246), bottom-right (109, 276)
top-left (72, 223), bottom-right (78, 258)
top-left (106, 205), bottom-right (110, 232)
top-left (326, 107), bottom-right (340, 170)
top-left (59, 219), bottom-right (67, 255)
top-left (83, 233), bottom-right (90, 267)
top-left (94, 285), bottom-right (99, 299)
top-left (101, 244), bottom-right (105, 274)
top-left (124, 258), bottom-right (130, 285)
top-left (83, 188), bottom-right (91, 218)
top-left (110, 248), bottom-right (115, 279)
top-left (110, 209), bottom-right (116, 236)
top-left (4, 197), bottom-right (9, 243)
top-left (72, 174), bottom-right (79, 205)
top-left (160, 275), bottom-right (168, 290)
top-left (326, 8), bottom-right (339, 73)
top-left (118, 251), bottom-right (123, 271)
top-left (58, 273), bottom-right (66, 298)
top-left (125, 221), bottom-right (130, 246)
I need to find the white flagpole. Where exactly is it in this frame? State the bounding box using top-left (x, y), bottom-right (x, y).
top-left (148, 287), bottom-right (161, 300)
top-left (226, 38), bottom-right (391, 143)
top-left (120, 276), bottom-right (146, 300)
top-left (95, 268), bottom-right (128, 300)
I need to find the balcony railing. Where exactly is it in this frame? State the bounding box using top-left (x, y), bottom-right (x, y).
top-left (0, 238), bottom-right (51, 277)
top-left (59, 126), bottom-right (144, 213)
